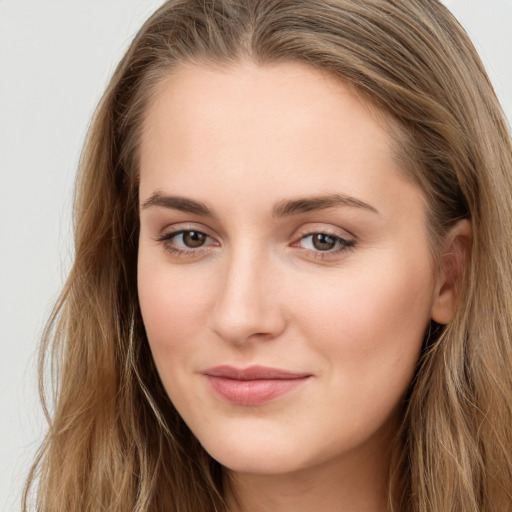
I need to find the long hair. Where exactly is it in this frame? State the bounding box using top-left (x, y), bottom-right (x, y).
top-left (24, 1), bottom-right (512, 510)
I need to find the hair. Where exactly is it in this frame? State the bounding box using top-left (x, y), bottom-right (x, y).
top-left (24, 1), bottom-right (512, 511)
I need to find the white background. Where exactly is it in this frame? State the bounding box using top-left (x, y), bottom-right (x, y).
top-left (1, 1), bottom-right (511, 510)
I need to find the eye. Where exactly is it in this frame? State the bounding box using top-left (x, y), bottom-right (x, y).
top-left (297, 232), bottom-right (355, 254)
top-left (156, 229), bottom-right (218, 255)
top-left (302, 233), bottom-right (338, 251)
top-left (175, 230), bottom-right (208, 248)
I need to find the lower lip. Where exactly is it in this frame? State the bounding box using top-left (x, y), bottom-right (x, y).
top-left (206, 376), bottom-right (309, 406)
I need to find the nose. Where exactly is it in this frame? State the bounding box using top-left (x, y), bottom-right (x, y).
top-left (208, 247), bottom-right (287, 345)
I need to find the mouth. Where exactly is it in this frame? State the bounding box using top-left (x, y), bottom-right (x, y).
top-left (203, 365), bottom-right (312, 406)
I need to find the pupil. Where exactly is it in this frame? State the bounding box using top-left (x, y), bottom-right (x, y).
top-left (313, 233), bottom-right (336, 251)
top-left (183, 231), bottom-right (206, 248)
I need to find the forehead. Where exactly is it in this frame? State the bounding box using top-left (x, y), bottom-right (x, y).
top-left (141, 60), bottom-right (394, 159)
top-left (139, 61), bottom-right (423, 221)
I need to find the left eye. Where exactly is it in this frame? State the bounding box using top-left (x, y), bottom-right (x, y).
top-left (299, 233), bottom-right (352, 251)
top-left (177, 231), bottom-right (208, 248)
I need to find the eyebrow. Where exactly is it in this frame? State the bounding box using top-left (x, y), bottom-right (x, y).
top-left (141, 192), bottom-right (215, 217)
top-left (272, 193), bottom-right (379, 217)
top-left (141, 192), bottom-right (379, 218)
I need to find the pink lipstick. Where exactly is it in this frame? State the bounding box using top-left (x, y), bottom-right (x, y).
top-left (203, 365), bottom-right (311, 406)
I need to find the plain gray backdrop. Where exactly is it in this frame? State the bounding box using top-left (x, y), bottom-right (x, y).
top-left (1, 1), bottom-right (511, 510)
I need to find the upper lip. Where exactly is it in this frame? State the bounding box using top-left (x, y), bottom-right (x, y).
top-left (203, 365), bottom-right (311, 381)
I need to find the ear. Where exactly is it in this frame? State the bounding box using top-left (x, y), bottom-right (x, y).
top-left (431, 219), bottom-right (472, 324)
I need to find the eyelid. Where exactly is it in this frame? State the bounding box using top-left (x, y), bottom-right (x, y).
top-left (292, 223), bottom-right (356, 242)
top-left (157, 229), bottom-right (217, 246)
top-left (290, 224), bottom-right (357, 261)
top-left (154, 223), bottom-right (221, 257)
top-left (155, 222), bottom-right (218, 241)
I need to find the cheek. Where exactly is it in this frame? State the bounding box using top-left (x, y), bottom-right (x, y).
top-left (137, 254), bottom-right (210, 363)
top-left (137, 255), bottom-right (219, 427)
top-left (292, 255), bottom-right (435, 393)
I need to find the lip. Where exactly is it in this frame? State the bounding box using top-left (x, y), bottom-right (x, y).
top-left (203, 365), bottom-right (311, 406)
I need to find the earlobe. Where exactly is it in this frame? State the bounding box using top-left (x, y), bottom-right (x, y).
top-left (431, 219), bottom-right (472, 324)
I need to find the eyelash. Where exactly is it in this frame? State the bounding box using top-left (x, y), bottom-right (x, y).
top-left (156, 229), bottom-right (216, 256)
top-left (297, 232), bottom-right (356, 260)
top-left (155, 228), bottom-right (356, 260)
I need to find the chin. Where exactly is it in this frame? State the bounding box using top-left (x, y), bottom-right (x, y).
top-left (187, 408), bottom-right (398, 479)
top-left (211, 447), bottom-right (306, 476)
top-left (194, 424), bottom-right (313, 475)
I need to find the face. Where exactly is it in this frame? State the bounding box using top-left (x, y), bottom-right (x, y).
top-left (137, 62), bottom-right (443, 477)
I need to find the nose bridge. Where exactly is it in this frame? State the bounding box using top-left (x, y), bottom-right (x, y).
top-left (209, 242), bottom-right (284, 344)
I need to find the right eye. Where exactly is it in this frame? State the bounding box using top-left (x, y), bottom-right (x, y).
top-left (157, 229), bottom-right (218, 255)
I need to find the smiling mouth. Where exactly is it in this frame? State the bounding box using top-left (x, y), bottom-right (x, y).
top-left (203, 365), bottom-right (312, 406)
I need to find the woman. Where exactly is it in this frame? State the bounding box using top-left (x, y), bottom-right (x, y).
top-left (24, 1), bottom-right (512, 511)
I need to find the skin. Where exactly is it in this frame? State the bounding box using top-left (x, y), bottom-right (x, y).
top-left (137, 61), bottom-right (466, 512)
